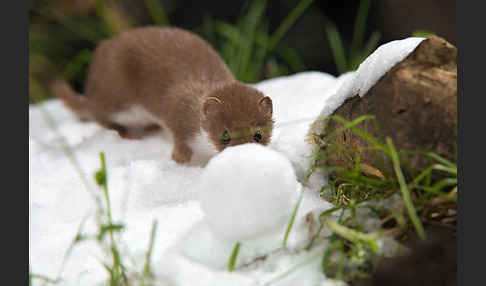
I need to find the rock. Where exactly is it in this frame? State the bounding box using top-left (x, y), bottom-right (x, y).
top-left (312, 36), bottom-right (457, 174)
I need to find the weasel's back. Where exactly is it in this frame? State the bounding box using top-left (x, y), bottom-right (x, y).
top-left (84, 27), bottom-right (235, 104)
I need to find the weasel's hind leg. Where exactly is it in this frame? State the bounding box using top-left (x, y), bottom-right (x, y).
top-left (108, 123), bottom-right (162, 140)
top-left (143, 124), bottom-right (162, 134)
top-left (106, 122), bottom-right (142, 139)
top-left (104, 106), bottom-right (163, 139)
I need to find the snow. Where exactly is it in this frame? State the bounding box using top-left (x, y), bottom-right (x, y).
top-left (29, 72), bottom-right (335, 285)
top-left (354, 37), bottom-right (425, 98)
top-left (30, 37), bottom-right (423, 285)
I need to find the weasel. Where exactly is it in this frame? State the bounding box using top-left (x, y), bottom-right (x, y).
top-left (51, 27), bottom-right (274, 163)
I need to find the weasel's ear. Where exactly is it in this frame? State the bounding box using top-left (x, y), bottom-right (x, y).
top-left (202, 97), bottom-right (222, 117)
top-left (259, 96), bottom-right (273, 116)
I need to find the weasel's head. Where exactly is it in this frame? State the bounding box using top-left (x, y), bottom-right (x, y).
top-left (200, 82), bottom-right (274, 152)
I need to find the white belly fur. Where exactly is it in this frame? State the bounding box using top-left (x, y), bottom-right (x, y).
top-left (110, 105), bottom-right (218, 161)
top-left (110, 105), bottom-right (162, 128)
top-left (187, 129), bottom-right (218, 160)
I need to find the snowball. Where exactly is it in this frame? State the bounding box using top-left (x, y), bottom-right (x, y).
top-left (198, 144), bottom-right (301, 242)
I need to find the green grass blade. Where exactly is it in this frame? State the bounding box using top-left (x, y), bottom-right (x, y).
top-left (29, 273), bottom-right (58, 284)
top-left (62, 49), bottom-right (92, 82)
top-left (400, 150), bottom-right (456, 168)
top-left (413, 176), bottom-right (457, 196)
top-left (350, 30), bottom-right (381, 70)
top-left (31, 7), bottom-right (104, 43)
top-left (92, 0), bottom-right (115, 36)
top-left (264, 251), bottom-right (322, 285)
top-left (275, 45), bottom-right (307, 72)
top-left (431, 178), bottom-right (458, 191)
top-left (144, 0), bottom-right (169, 26)
top-left (326, 220), bottom-right (380, 254)
top-left (228, 242), bottom-right (241, 272)
top-left (305, 206), bottom-right (345, 250)
top-left (305, 222), bottom-right (325, 251)
top-left (215, 21), bottom-right (242, 44)
top-left (410, 163), bottom-right (457, 191)
top-left (215, 20), bottom-right (241, 74)
top-left (247, 23), bottom-right (270, 82)
top-left (331, 115), bottom-right (388, 152)
top-left (319, 206), bottom-right (343, 219)
top-left (325, 20), bottom-right (347, 74)
top-left (268, 0), bottom-right (314, 51)
top-left (283, 190), bottom-right (304, 247)
top-left (321, 237), bottom-right (344, 274)
top-left (98, 153), bottom-right (109, 203)
top-left (329, 115), bottom-right (375, 136)
top-left (199, 13), bottom-right (217, 45)
top-left (431, 164), bottom-right (457, 175)
top-left (237, 0), bottom-right (267, 81)
top-left (36, 101), bottom-right (103, 214)
top-left (350, 0), bottom-right (371, 60)
top-left (362, 30), bottom-right (381, 58)
top-left (142, 220), bottom-right (158, 281)
top-left (97, 152), bottom-right (127, 284)
top-left (412, 30), bottom-right (437, 38)
top-left (386, 138), bottom-right (426, 240)
top-left (29, 76), bottom-right (49, 103)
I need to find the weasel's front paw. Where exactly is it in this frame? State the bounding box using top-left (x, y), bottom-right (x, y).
top-left (171, 145), bottom-right (193, 164)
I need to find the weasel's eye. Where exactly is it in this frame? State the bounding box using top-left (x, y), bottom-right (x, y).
top-left (221, 130), bottom-right (231, 145)
top-left (253, 132), bottom-right (262, 143)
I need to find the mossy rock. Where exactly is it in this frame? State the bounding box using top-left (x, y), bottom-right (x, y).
top-left (311, 36), bottom-right (457, 175)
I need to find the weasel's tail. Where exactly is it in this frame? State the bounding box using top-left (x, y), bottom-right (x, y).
top-left (50, 79), bottom-right (93, 121)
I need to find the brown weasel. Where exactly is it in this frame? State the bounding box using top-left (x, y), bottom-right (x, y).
top-left (51, 27), bottom-right (274, 163)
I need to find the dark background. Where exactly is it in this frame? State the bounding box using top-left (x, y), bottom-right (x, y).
top-left (29, 0), bottom-right (456, 101)
top-left (158, 0), bottom-right (456, 74)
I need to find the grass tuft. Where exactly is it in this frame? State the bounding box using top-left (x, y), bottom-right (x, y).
top-left (323, 0), bottom-right (381, 74)
top-left (96, 152), bottom-right (128, 286)
top-left (199, 0), bottom-right (312, 82)
top-left (306, 114), bottom-right (457, 281)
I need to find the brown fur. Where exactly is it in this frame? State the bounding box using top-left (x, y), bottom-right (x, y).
top-left (50, 26), bottom-right (274, 163)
